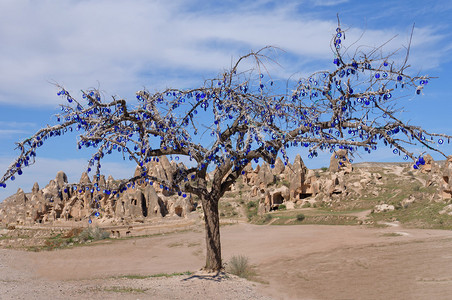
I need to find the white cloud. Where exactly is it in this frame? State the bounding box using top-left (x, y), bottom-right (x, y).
top-left (0, 0), bottom-right (448, 107)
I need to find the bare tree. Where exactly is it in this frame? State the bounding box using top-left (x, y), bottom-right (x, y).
top-left (1, 22), bottom-right (451, 271)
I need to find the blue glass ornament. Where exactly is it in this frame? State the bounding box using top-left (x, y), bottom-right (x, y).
top-left (438, 139), bottom-right (444, 145)
top-left (375, 73), bottom-right (380, 79)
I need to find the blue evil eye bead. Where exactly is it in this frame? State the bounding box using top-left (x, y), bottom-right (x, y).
top-left (413, 164), bottom-right (419, 170)
top-left (94, 212), bottom-right (100, 217)
top-left (384, 61), bottom-right (388, 66)
top-left (88, 218), bottom-right (92, 224)
top-left (182, 193), bottom-right (187, 198)
top-left (393, 149), bottom-right (398, 154)
top-left (260, 74), bottom-right (264, 78)
top-left (18, 169), bottom-right (23, 175)
top-left (397, 75), bottom-right (403, 81)
top-left (11, 176), bottom-right (15, 181)
top-left (375, 73), bottom-right (380, 79)
top-left (336, 32), bottom-right (342, 38)
top-left (418, 157), bottom-right (425, 165)
top-left (403, 155), bottom-right (409, 161)
top-left (416, 89), bottom-right (421, 95)
top-left (420, 80), bottom-right (428, 85)
top-left (438, 139), bottom-right (444, 145)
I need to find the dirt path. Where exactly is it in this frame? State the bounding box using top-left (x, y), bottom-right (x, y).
top-left (1, 223), bottom-right (452, 299)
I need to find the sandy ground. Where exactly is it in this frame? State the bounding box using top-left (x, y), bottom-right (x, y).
top-left (2, 223), bottom-right (452, 299)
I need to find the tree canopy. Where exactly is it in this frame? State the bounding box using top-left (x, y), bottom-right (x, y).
top-left (1, 20), bottom-right (451, 270)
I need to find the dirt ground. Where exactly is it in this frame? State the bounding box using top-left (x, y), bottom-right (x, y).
top-left (2, 223), bottom-right (452, 299)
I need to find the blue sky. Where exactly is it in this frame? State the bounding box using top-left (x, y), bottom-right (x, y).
top-left (1, 0), bottom-right (452, 200)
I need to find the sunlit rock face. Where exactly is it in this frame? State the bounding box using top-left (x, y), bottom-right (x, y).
top-left (0, 158), bottom-right (195, 226)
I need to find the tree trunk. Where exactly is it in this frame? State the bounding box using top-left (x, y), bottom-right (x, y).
top-left (201, 195), bottom-right (222, 271)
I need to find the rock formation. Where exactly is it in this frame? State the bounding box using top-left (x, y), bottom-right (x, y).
top-left (0, 157), bottom-right (195, 226)
top-left (329, 149), bottom-right (353, 173)
top-left (441, 155), bottom-right (452, 199)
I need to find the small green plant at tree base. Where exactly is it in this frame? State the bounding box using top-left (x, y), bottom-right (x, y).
top-left (278, 204), bottom-right (286, 210)
top-left (227, 255), bottom-right (254, 279)
top-left (296, 214), bottom-right (306, 222)
top-left (321, 167), bottom-right (328, 172)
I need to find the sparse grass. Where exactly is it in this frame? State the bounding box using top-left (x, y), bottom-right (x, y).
top-left (149, 271), bottom-right (193, 278)
top-left (219, 200), bottom-right (239, 218)
top-left (246, 200), bottom-right (258, 221)
top-left (104, 286), bottom-right (148, 293)
top-left (254, 209), bottom-right (360, 226)
top-left (167, 242), bottom-right (184, 248)
top-left (370, 201), bottom-right (452, 230)
top-left (35, 226), bottom-right (111, 251)
top-left (296, 213), bottom-right (305, 222)
top-left (116, 271), bottom-right (193, 280)
top-left (254, 214), bottom-right (273, 225)
top-left (275, 178), bottom-right (290, 187)
top-left (118, 274), bottom-right (151, 279)
top-left (381, 232), bottom-right (403, 237)
top-left (78, 226), bottom-right (110, 242)
top-left (226, 255), bottom-right (255, 279)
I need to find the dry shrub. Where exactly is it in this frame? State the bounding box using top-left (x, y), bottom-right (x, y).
top-left (63, 227), bottom-right (83, 238)
top-left (227, 255), bottom-right (254, 279)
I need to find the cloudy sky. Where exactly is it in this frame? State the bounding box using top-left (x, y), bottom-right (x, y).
top-left (1, 0), bottom-right (452, 200)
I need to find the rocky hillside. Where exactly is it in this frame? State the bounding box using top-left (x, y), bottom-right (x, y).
top-left (1, 151), bottom-right (452, 229)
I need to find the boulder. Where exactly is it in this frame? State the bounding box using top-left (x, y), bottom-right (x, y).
top-left (373, 204), bottom-right (395, 213)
